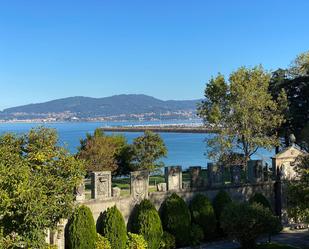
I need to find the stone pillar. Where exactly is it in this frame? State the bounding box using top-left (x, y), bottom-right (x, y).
top-left (165, 166), bottom-right (182, 190)
top-left (189, 166), bottom-right (202, 188)
top-left (207, 163), bottom-right (224, 187)
top-left (91, 171), bottom-right (112, 199)
top-left (130, 170), bottom-right (149, 203)
top-left (75, 182), bottom-right (85, 201)
top-left (248, 160), bottom-right (264, 183)
top-left (230, 165), bottom-right (242, 185)
top-left (56, 219), bottom-right (67, 249)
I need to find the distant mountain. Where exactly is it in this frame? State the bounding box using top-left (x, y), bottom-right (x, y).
top-left (0, 94), bottom-right (201, 121)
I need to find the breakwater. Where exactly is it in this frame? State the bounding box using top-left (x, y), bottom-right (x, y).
top-left (100, 125), bottom-right (217, 133)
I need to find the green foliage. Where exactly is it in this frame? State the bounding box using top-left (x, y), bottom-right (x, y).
top-left (96, 234), bottom-right (112, 249)
top-left (221, 202), bottom-right (282, 249)
top-left (198, 66), bottom-right (286, 161)
top-left (78, 128), bottom-right (132, 174)
top-left (190, 223), bottom-right (204, 246)
top-left (0, 127), bottom-right (85, 248)
top-left (160, 193), bottom-right (191, 247)
top-left (212, 190), bottom-right (232, 236)
top-left (67, 205), bottom-right (97, 249)
top-left (131, 200), bottom-right (163, 249)
top-left (190, 194), bottom-right (216, 240)
top-left (287, 154), bottom-right (309, 223)
top-left (126, 233), bottom-right (148, 249)
top-left (131, 131), bottom-right (167, 172)
top-left (159, 232), bottom-right (175, 249)
top-left (99, 206), bottom-right (127, 249)
top-left (249, 193), bottom-right (272, 210)
top-left (270, 52), bottom-right (309, 148)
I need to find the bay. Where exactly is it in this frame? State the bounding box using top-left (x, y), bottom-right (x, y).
top-left (0, 120), bottom-right (274, 169)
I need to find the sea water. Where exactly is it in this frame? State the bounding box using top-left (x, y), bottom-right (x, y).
top-left (0, 121), bottom-right (274, 169)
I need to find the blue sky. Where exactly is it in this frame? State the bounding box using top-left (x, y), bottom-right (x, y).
top-left (0, 0), bottom-right (308, 110)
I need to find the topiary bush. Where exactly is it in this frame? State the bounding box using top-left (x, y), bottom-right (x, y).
top-left (160, 193), bottom-right (191, 247)
top-left (159, 232), bottom-right (176, 249)
top-left (221, 202), bottom-right (282, 249)
top-left (130, 199), bottom-right (163, 249)
top-left (66, 205), bottom-right (97, 249)
top-left (126, 233), bottom-right (148, 249)
top-left (190, 223), bottom-right (204, 246)
top-left (96, 234), bottom-right (112, 249)
top-left (98, 205), bottom-right (127, 249)
top-left (249, 193), bottom-right (272, 211)
top-left (212, 190), bottom-right (232, 236)
top-left (190, 194), bottom-right (216, 240)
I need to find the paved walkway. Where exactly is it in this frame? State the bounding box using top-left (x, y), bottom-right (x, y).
top-left (181, 229), bottom-right (309, 249)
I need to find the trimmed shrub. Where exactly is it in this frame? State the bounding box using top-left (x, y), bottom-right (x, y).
top-left (160, 193), bottom-right (191, 247)
top-left (190, 224), bottom-right (204, 246)
top-left (67, 205), bottom-right (97, 249)
top-left (96, 234), bottom-right (112, 249)
top-left (221, 202), bottom-right (282, 249)
top-left (126, 233), bottom-right (148, 249)
top-left (190, 194), bottom-right (216, 240)
top-left (249, 193), bottom-right (272, 210)
top-left (130, 199), bottom-right (163, 249)
top-left (98, 205), bottom-right (127, 249)
top-left (159, 232), bottom-right (176, 249)
top-left (213, 190), bottom-right (232, 236)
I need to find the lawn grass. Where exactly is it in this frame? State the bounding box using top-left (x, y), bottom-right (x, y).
top-left (256, 242), bottom-right (300, 249)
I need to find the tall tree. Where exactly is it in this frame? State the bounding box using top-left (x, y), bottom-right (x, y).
top-left (198, 66), bottom-right (287, 163)
top-left (131, 131), bottom-right (167, 172)
top-left (270, 51), bottom-right (309, 150)
top-left (77, 129), bottom-right (132, 174)
top-left (0, 127), bottom-right (85, 248)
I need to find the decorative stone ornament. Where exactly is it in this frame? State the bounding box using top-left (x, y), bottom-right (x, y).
top-left (91, 171), bottom-right (112, 199)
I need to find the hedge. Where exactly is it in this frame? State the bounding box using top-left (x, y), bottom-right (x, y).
top-left (190, 194), bottom-right (216, 240)
top-left (126, 233), bottom-right (148, 249)
top-left (66, 205), bottom-right (97, 249)
top-left (98, 206), bottom-right (127, 249)
top-left (160, 193), bottom-right (191, 247)
top-left (95, 234), bottom-right (111, 249)
top-left (249, 193), bottom-right (272, 210)
top-left (159, 231), bottom-right (176, 249)
top-left (131, 199), bottom-right (163, 249)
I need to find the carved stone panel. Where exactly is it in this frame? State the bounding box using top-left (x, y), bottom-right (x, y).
top-left (130, 170), bottom-right (149, 203)
top-left (91, 171), bottom-right (112, 199)
top-left (248, 160), bottom-right (264, 183)
top-left (230, 165), bottom-right (242, 185)
top-left (189, 166), bottom-right (202, 188)
top-left (207, 163), bottom-right (224, 187)
top-left (165, 166), bottom-right (182, 190)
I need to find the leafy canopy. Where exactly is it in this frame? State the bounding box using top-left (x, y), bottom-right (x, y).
top-left (78, 128), bottom-right (132, 174)
top-left (131, 131), bottom-right (167, 172)
top-left (198, 66), bottom-right (287, 161)
top-left (0, 127), bottom-right (85, 248)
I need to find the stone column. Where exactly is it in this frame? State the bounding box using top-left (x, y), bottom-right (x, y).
top-left (91, 171), bottom-right (112, 199)
top-left (130, 170), bottom-right (149, 203)
top-left (207, 163), bottom-right (224, 187)
top-left (75, 182), bottom-right (85, 201)
top-left (165, 166), bottom-right (182, 190)
top-left (189, 166), bottom-right (202, 188)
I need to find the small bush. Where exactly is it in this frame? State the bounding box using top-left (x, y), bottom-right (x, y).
top-left (126, 233), bottom-right (148, 249)
top-left (130, 199), bottom-right (163, 249)
top-left (190, 224), bottom-right (204, 246)
top-left (159, 232), bottom-right (176, 249)
top-left (190, 194), bottom-right (216, 239)
top-left (249, 193), bottom-right (272, 210)
top-left (212, 190), bottom-right (232, 236)
top-left (221, 202), bottom-right (282, 249)
top-left (96, 234), bottom-right (111, 249)
top-left (160, 193), bottom-right (191, 247)
top-left (67, 205), bottom-right (97, 249)
top-left (98, 205), bottom-right (127, 249)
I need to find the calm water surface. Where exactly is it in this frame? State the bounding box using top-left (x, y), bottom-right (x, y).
top-left (0, 121), bottom-right (274, 169)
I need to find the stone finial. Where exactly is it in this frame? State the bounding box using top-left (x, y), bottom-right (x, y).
top-left (289, 134), bottom-right (296, 145)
